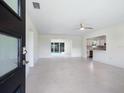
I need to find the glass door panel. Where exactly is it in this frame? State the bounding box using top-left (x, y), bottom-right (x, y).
top-left (3, 0), bottom-right (20, 16)
top-left (0, 33), bottom-right (19, 77)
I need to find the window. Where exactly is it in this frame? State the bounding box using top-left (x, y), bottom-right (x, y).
top-left (51, 42), bottom-right (65, 53)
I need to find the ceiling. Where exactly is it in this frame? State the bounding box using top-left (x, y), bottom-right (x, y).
top-left (27, 0), bottom-right (124, 36)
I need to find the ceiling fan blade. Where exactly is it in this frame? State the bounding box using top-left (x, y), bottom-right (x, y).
top-left (84, 27), bottom-right (93, 29)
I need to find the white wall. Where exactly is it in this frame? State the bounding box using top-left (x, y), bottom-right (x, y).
top-left (38, 35), bottom-right (82, 58)
top-left (26, 16), bottom-right (39, 65)
top-left (82, 23), bottom-right (124, 68)
top-left (33, 29), bottom-right (39, 63)
top-left (26, 15), bottom-right (39, 76)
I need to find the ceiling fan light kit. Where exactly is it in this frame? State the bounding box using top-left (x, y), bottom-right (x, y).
top-left (79, 23), bottom-right (93, 31)
top-left (80, 27), bottom-right (85, 31)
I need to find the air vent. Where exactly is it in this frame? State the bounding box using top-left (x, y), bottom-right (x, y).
top-left (33, 2), bottom-right (40, 9)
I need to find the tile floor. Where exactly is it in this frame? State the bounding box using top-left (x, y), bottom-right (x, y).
top-left (26, 58), bottom-right (124, 93)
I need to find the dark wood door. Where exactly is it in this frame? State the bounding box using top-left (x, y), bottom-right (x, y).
top-left (0, 0), bottom-right (26, 93)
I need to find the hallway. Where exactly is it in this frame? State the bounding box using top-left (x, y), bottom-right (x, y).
top-left (26, 58), bottom-right (124, 93)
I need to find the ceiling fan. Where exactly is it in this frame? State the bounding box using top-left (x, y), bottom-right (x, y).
top-left (78, 23), bottom-right (93, 31)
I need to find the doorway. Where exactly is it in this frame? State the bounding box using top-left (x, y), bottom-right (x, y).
top-left (86, 35), bottom-right (106, 60)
